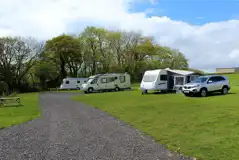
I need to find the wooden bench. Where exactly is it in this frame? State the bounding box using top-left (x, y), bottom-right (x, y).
top-left (0, 97), bottom-right (21, 107)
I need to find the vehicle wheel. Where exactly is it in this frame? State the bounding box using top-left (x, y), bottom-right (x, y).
top-left (88, 88), bottom-right (93, 93)
top-left (221, 86), bottom-right (228, 95)
top-left (115, 87), bottom-right (120, 92)
top-left (200, 88), bottom-right (207, 97)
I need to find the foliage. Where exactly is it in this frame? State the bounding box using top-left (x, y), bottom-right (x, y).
top-left (0, 36), bottom-right (44, 93)
top-left (73, 74), bottom-right (239, 160)
top-left (0, 26), bottom-right (189, 91)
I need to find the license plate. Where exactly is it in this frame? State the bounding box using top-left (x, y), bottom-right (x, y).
top-left (184, 90), bottom-right (189, 93)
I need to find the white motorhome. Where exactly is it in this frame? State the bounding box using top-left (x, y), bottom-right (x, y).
top-left (81, 73), bottom-right (131, 93)
top-left (140, 68), bottom-right (201, 94)
top-left (60, 77), bottom-right (89, 90)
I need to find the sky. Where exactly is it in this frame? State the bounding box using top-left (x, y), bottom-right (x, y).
top-left (0, 0), bottom-right (239, 72)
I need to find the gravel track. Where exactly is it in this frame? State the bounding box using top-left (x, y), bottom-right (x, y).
top-left (0, 92), bottom-right (193, 160)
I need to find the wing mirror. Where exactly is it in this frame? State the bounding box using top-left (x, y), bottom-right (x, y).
top-left (207, 80), bottom-right (212, 84)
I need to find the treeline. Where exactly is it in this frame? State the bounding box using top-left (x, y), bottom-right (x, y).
top-left (0, 26), bottom-right (190, 94)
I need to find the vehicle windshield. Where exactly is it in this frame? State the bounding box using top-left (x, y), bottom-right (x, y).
top-left (87, 78), bottom-right (93, 83)
top-left (143, 74), bottom-right (157, 82)
top-left (191, 77), bottom-right (208, 83)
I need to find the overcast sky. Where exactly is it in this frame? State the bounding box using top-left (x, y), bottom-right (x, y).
top-left (0, 0), bottom-right (239, 72)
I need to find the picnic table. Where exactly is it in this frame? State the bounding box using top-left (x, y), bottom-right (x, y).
top-left (0, 97), bottom-right (21, 107)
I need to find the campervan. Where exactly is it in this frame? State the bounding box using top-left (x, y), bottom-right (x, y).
top-left (60, 77), bottom-right (89, 90)
top-left (140, 68), bottom-right (201, 94)
top-left (81, 73), bottom-right (131, 93)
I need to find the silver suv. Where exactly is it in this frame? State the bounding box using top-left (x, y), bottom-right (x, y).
top-left (182, 75), bottom-right (230, 97)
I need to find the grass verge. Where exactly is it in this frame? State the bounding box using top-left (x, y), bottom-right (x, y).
top-left (0, 92), bottom-right (40, 129)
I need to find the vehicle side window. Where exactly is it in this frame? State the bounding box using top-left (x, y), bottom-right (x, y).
top-left (77, 81), bottom-right (80, 83)
top-left (160, 75), bottom-right (167, 81)
top-left (208, 77), bottom-right (219, 83)
top-left (218, 76), bottom-right (226, 81)
top-left (91, 79), bottom-right (97, 84)
top-left (65, 81), bottom-right (69, 84)
top-left (208, 77), bottom-right (214, 83)
top-left (107, 77), bottom-right (115, 83)
top-left (119, 76), bottom-right (125, 83)
top-left (101, 78), bottom-right (107, 83)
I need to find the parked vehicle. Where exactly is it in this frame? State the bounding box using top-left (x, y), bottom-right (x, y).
top-left (81, 73), bottom-right (131, 93)
top-left (182, 75), bottom-right (231, 97)
top-left (60, 78), bottom-right (89, 90)
top-left (140, 68), bottom-right (201, 94)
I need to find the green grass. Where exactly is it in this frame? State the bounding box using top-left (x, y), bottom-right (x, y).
top-left (73, 73), bottom-right (239, 160)
top-left (0, 93), bottom-right (40, 129)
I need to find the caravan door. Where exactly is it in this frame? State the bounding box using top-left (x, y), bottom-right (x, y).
top-left (157, 74), bottom-right (168, 90)
top-left (106, 77), bottom-right (115, 89)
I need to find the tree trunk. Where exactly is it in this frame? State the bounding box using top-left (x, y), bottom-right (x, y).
top-left (60, 55), bottom-right (67, 79)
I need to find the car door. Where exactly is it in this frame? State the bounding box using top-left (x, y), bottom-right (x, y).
top-left (215, 76), bottom-right (226, 90)
top-left (207, 77), bottom-right (217, 91)
top-left (98, 77), bottom-right (107, 90)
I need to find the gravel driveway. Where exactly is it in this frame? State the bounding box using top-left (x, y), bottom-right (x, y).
top-left (0, 92), bottom-right (193, 160)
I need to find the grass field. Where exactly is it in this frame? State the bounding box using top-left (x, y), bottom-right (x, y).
top-left (73, 74), bottom-right (239, 160)
top-left (0, 93), bottom-right (40, 129)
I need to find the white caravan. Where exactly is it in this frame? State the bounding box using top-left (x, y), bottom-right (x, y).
top-left (81, 73), bottom-right (131, 93)
top-left (140, 68), bottom-right (200, 94)
top-left (60, 77), bottom-right (89, 90)
top-left (140, 69), bottom-right (168, 94)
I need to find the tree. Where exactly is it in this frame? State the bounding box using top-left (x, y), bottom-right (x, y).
top-left (45, 34), bottom-right (82, 79)
top-left (0, 36), bottom-right (44, 92)
top-left (32, 61), bottom-right (58, 89)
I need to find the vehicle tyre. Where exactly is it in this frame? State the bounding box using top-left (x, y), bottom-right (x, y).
top-left (200, 88), bottom-right (207, 97)
top-left (221, 86), bottom-right (228, 95)
top-left (88, 87), bottom-right (94, 93)
top-left (115, 87), bottom-right (120, 92)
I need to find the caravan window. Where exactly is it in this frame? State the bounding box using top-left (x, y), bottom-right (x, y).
top-left (101, 78), bottom-right (107, 83)
top-left (160, 75), bottom-right (167, 81)
top-left (143, 74), bottom-right (157, 82)
top-left (65, 80), bottom-right (69, 84)
top-left (107, 77), bottom-right (115, 83)
top-left (77, 80), bottom-right (80, 83)
top-left (119, 76), bottom-right (125, 83)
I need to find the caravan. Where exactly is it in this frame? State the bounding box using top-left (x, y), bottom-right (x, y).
top-left (140, 68), bottom-right (201, 94)
top-left (60, 77), bottom-right (89, 90)
top-left (140, 69), bottom-right (168, 93)
top-left (81, 73), bottom-right (131, 93)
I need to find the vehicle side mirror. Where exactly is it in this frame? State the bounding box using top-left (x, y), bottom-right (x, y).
top-left (208, 80), bottom-right (212, 84)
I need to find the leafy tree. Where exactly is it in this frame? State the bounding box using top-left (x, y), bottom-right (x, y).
top-left (45, 34), bottom-right (82, 79)
top-left (0, 36), bottom-right (43, 92)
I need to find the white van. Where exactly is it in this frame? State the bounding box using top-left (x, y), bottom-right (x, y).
top-left (60, 77), bottom-right (89, 90)
top-left (140, 69), bottom-right (168, 94)
top-left (81, 73), bottom-right (131, 93)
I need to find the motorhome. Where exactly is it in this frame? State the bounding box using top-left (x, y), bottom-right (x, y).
top-left (60, 77), bottom-right (89, 90)
top-left (140, 68), bottom-right (201, 94)
top-left (81, 73), bottom-right (131, 93)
